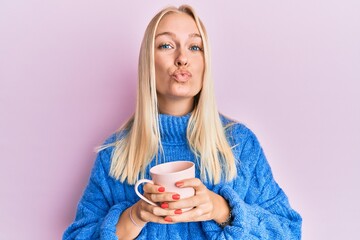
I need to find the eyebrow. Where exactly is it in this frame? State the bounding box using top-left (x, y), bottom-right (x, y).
top-left (155, 32), bottom-right (202, 39)
top-left (189, 33), bottom-right (202, 39)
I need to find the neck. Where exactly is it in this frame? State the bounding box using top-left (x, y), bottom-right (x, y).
top-left (157, 97), bottom-right (194, 116)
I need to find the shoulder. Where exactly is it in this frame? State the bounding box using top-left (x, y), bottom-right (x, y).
top-left (219, 114), bottom-right (264, 168)
top-left (94, 130), bottom-right (127, 172)
top-left (103, 129), bottom-right (127, 145)
top-left (219, 114), bottom-right (258, 143)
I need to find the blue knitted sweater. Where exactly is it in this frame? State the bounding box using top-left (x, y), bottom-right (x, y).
top-left (63, 113), bottom-right (302, 239)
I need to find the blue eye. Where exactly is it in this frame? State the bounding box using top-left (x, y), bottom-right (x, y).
top-left (190, 45), bottom-right (203, 51)
top-left (159, 43), bottom-right (173, 49)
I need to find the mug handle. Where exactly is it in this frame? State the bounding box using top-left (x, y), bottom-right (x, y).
top-left (134, 179), bottom-right (157, 206)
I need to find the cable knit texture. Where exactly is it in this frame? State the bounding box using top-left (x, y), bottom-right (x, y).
top-left (63, 113), bottom-right (302, 239)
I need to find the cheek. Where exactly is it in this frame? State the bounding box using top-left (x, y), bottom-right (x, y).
top-left (193, 56), bottom-right (205, 74)
top-left (196, 60), bottom-right (204, 89)
top-left (196, 62), bottom-right (205, 80)
top-left (194, 69), bottom-right (204, 90)
top-left (155, 58), bottom-right (170, 76)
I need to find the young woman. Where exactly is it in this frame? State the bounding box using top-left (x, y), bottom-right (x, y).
top-left (63, 5), bottom-right (302, 240)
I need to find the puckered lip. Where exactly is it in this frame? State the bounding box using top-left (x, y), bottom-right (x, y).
top-left (171, 69), bottom-right (192, 82)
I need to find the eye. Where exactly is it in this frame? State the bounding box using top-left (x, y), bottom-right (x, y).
top-left (189, 45), bottom-right (203, 51)
top-left (158, 43), bottom-right (173, 50)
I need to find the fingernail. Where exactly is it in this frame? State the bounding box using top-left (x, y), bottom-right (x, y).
top-left (158, 187), bottom-right (165, 192)
top-left (164, 216), bottom-right (172, 222)
top-left (161, 202), bottom-right (169, 209)
top-left (175, 209), bottom-right (182, 214)
top-left (172, 194), bottom-right (180, 200)
top-left (175, 182), bottom-right (184, 187)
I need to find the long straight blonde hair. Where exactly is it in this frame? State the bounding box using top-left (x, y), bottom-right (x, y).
top-left (103, 5), bottom-right (237, 184)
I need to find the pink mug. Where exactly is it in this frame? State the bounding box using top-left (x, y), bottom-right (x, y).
top-left (134, 161), bottom-right (195, 210)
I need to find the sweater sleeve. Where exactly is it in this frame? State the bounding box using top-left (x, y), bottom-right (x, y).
top-left (63, 147), bottom-right (132, 240)
top-left (201, 128), bottom-right (302, 239)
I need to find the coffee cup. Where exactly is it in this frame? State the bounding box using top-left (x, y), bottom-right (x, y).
top-left (134, 161), bottom-right (195, 210)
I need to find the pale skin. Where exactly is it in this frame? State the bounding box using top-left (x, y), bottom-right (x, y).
top-left (115, 12), bottom-right (230, 240)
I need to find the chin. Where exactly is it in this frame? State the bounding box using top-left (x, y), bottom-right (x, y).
top-left (170, 91), bottom-right (195, 98)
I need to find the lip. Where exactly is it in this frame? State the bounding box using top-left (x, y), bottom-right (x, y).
top-left (171, 69), bottom-right (192, 82)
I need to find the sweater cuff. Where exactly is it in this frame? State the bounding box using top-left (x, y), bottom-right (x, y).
top-left (100, 202), bottom-right (132, 239)
top-left (201, 185), bottom-right (249, 233)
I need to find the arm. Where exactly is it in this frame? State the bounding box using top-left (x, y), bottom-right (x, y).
top-left (63, 147), bottom-right (139, 240)
top-left (201, 128), bottom-right (302, 240)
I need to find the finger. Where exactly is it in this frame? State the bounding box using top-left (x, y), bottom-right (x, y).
top-left (168, 192), bottom-right (212, 210)
top-left (138, 208), bottom-right (171, 224)
top-left (144, 192), bottom-right (181, 203)
top-left (175, 178), bottom-right (205, 191)
top-left (167, 196), bottom-right (199, 210)
top-left (139, 201), bottom-right (182, 220)
top-left (143, 182), bottom-right (166, 194)
top-left (164, 207), bottom-right (211, 223)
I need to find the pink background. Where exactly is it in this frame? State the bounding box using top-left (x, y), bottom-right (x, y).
top-left (1, 1), bottom-right (359, 239)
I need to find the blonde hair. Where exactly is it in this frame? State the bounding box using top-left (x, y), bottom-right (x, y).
top-left (102, 5), bottom-right (237, 184)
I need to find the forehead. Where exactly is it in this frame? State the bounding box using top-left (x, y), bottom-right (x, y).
top-left (156, 12), bottom-right (200, 35)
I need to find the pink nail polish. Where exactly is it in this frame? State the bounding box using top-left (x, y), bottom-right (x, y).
top-left (175, 209), bottom-right (182, 214)
top-left (158, 187), bottom-right (165, 192)
top-left (164, 216), bottom-right (172, 222)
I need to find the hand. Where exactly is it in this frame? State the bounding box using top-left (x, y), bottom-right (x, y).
top-left (133, 182), bottom-right (183, 224)
top-left (162, 178), bottom-right (230, 224)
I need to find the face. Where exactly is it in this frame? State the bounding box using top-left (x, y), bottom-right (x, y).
top-left (154, 12), bottom-right (204, 112)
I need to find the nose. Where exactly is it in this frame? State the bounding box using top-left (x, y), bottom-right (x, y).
top-left (175, 49), bottom-right (188, 67)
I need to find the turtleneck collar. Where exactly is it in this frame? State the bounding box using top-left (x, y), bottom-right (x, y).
top-left (158, 113), bottom-right (191, 145)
